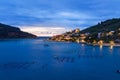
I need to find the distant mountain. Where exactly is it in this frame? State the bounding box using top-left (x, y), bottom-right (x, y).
top-left (0, 23), bottom-right (37, 39)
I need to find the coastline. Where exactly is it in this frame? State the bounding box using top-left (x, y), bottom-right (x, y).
top-left (102, 43), bottom-right (120, 47)
top-left (48, 37), bottom-right (120, 47)
top-left (86, 43), bottom-right (120, 47)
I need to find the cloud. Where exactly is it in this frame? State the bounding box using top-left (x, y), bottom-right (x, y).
top-left (0, 0), bottom-right (120, 36)
top-left (21, 26), bottom-right (68, 36)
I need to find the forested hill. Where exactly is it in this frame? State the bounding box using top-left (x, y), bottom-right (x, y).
top-left (0, 23), bottom-right (37, 39)
top-left (80, 18), bottom-right (120, 34)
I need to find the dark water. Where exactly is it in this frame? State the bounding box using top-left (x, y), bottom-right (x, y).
top-left (0, 38), bottom-right (120, 80)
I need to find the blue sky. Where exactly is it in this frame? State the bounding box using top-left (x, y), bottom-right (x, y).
top-left (0, 0), bottom-right (120, 36)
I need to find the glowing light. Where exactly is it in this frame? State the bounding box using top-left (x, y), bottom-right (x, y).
top-left (110, 45), bottom-right (113, 50)
top-left (100, 45), bottom-right (103, 49)
top-left (82, 44), bottom-right (85, 46)
top-left (93, 40), bottom-right (97, 45)
top-left (81, 40), bottom-right (85, 43)
top-left (109, 41), bottom-right (115, 45)
top-left (98, 40), bottom-right (103, 45)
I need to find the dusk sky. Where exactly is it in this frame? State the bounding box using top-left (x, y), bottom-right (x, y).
top-left (0, 0), bottom-right (120, 36)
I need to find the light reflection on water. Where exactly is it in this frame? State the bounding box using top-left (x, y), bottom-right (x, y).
top-left (0, 39), bottom-right (120, 80)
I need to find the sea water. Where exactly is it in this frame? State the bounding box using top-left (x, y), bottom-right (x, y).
top-left (0, 38), bottom-right (120, 80)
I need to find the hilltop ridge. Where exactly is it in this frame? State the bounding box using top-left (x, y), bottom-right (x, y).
top-left (0, 23), bottom-right (37, 39)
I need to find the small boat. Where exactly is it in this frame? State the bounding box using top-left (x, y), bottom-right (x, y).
top-left (116, 70), bottom-right (120, 73)
top-left (44, 44), bottom-right (49, 47)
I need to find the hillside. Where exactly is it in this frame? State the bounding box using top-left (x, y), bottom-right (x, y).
top-left (80, 18), bottom-right (120, 43)
top-left (0, 23), bottom-right (37, 39)
top-left (80, 18), bottom-right (120, 34)
top-left (50, 18), bottom-right (120, 43)
top-left (49, 29), bottom-right (85, 42)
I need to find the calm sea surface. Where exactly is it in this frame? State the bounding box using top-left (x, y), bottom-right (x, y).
top-left (0, 38), bottom-right (120, 80)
